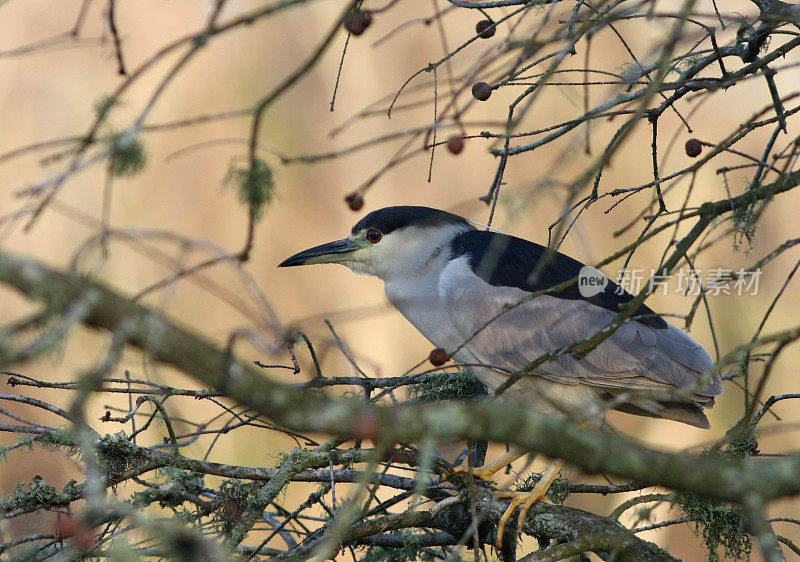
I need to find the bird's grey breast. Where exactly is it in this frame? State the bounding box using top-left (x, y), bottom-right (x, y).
top-left (383, 247), bottom-right (466, 352)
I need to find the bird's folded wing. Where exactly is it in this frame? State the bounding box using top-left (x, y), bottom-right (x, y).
top-left (439, 256), bottom-right (722, 399)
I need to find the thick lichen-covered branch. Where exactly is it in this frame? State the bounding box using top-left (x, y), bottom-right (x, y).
top-left (2, 244), bottom-right (800, 508)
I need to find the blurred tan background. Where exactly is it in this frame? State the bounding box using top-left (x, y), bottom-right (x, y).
top-left (1, 0), bottom-right (799, 559)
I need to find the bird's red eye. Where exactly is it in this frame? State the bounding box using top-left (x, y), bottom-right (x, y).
top-left (366, 229), bottom-right (382, 243)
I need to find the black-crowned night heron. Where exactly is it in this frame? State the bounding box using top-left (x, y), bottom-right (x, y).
top-left (279, 205), bottom-right (723, 543)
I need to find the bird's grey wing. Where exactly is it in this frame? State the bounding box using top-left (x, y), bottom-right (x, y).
top-left (438, 256), bottom-right (722, 399)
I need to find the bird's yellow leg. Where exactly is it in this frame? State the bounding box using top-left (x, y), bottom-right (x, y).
top-left (495, 459), bottom-right (565, 548)
top-left (448, 447), bottom-right (528, 482)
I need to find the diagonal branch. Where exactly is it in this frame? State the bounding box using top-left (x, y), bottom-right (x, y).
top-left (2, 166), bottom-right (800, 506)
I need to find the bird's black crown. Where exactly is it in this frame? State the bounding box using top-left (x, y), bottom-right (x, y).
top-left (351, 206), bottom-right (472, 236)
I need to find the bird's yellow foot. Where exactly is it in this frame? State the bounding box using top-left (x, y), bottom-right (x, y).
top-left (444, 464), bottom-right (502, 484)
top-left (442, 447), bottom-right (529, 484)
top-left (495, 486), bottom-right (549, 547)
top-left (495, 460), bottom-right (564, 549)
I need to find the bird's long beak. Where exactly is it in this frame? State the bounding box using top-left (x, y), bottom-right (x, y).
top-left (278, 238), bottom-right (362, 267)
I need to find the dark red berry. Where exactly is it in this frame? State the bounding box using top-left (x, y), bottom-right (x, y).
top-left (353, 411), bottom-right (380, 441)
top-left (446, 135), bottom-right (464, 155)
top-left (57, 515), bottom-right (95, 551)
top-left (345, 193), bottom-right (364, 211)
top-left (685, 138), bottom-right (702, 158)
top-left (476, 20), bottom-right (496, 39)
top-left (429, 348), bottom-right (448, 367)
top-left (471, 82), bottom-right (492, 101)
top-left (344, 10), bottom-right (372, 36)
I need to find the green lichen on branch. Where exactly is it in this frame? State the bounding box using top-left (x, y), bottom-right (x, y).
top-left (214, 479), bottom-right (263, 537)
top-left (407, 369), bottom-right (487, 402)
top-left (2, 476), bottom-right (79, 514)
top-left (94, 94), bottom-right (118, 122)
top-left (38, 426), bottom-right (80, 457)
top-left (105, 132), bottom-right (147, 176)
top-left (724, 424), bottom-right (759, 460)
top-left (679, 432), bottom-right (757, 562)
top-left (132, 468), bottom-right (206, 512)
top-left (731, 205), bottom-right (758, 253)
top-left (96, 432), bottom-right (150, 482)
top-left (362, 530), bottom-right (439, 562)
top-left (681, 494), bottom-right (751, 562)
top-left (225, 157), bottom-right (274, 220)
top-left (0, 427), bottom-right (78, 464)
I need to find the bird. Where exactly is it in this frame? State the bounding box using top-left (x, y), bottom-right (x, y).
top-left (279, 205), bottom-right (723, 545)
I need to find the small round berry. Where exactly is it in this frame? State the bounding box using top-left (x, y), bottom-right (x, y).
top-left (57, 515), bottom-right (96, 551)
top-left (353, 411), bottom-right (381, 441)
top-left (345, 193), bottom-right (364, 211)
top-left (476, 19), bottom-right (496, 39)
top-left (446, 135), bottom-right (464, 155)
top-left (685, 138), bottom-right (702, 158)
top-left (428, 347), bottom-right (448, 366)
top-left (471, 82), bottom-right (492, 101)
top-left (344, 10), bottom-right (372, 36)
